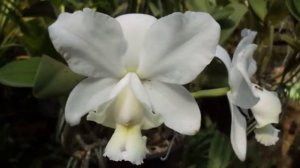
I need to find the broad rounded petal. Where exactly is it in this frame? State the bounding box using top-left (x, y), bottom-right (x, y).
top-left (254, 124), bottom-right (280, 146)
top-left (65, 77), bottom-right (118, 125)
top-left (144, 81), bottom-right (200, 135)
top-left (116, 14), bottom-right (157, 69)
top-left (49, 8), bottom-right (127, 78)
top-left (228, 45), bottom-right (259, 108)
top-left (137, 12), bottom-right (220, 84)
top-left (228, 95), bottom-right (247, 161)
top-left (215, 45), bottom-right (231, 72)
top-left (251, 85), bottom-right (282, 128)
top-left (104, 124), bottom-right (147, 165)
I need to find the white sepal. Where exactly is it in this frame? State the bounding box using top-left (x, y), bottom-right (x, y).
top-left (48, 8), bottom-right (127, 78)
top-left (228, 94), bottom-right (247, 161)
top-left (116, 14), bottom-right (156, 69)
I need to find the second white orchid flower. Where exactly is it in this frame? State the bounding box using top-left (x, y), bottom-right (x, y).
top-left (49, 8), bottom-right (220, 165)
top-left (216, 29), bottom-right (282, 161)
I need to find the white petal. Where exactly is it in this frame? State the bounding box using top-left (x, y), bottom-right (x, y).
top-left (228, 44), bottom-right (259, 108)
top-left (215, 45), bottom-right (231, 71)
top-left (144, 81), bottom-right (200, 135)
top-left (241, 29), bottom-right (256, 37)
top-left (87, 73), bottom-right (162, 129)
top-left (116, 14), bottom-right (156, 69)
top-left (65, 77), bottom-right (118, 125)
top-left (48, 8), bottom-right (127, 78)
top-left (127, 74), bottom-right (163, 129)
top-left (104, 124), bottom-right (147, 165)
top-left (251, 85), bottom-right (282, 128)
top-left (228, 95), bottom-right (247, 161)
top-left (86, 74), bottom-right (133, 128)
top-left (254, 124), bottom-right (280, 146)
top-left (137, 12), bottom-right (220, 84)
top-left (87, 99), bottom-right (116, 128)
top-left (232, 29), bottom-right (257, 64)
top-left (247, 58), bottom-right (257, 77)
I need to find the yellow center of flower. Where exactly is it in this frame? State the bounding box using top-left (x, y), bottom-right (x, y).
top-left (126, 67), bottom-right (137, 73)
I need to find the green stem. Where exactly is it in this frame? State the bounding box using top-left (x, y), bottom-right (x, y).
top-left (136, 0), bottom-right (142, 12)
top-left (60, 4), bottom-right (65, 13)
top-left (192, 87), bottom-right (229, 98)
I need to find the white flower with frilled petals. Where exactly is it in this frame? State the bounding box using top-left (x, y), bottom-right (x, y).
top-left (216, 29), bottom-right (281, 161)
top-left (48, 8), bottom-right (220, 165)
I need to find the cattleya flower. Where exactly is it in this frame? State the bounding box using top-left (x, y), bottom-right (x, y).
top-left (48, 8), bottom-right (220, 164)
top-left (216, 29), bottom-right (282, 161)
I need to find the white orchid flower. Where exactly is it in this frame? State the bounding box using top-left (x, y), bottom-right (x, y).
top-left (215, 29), bottom-right (281, 161)
top-left (251, 84), bottom-right (281, 146)
top-left (48, 8), bottom-right (220, 165)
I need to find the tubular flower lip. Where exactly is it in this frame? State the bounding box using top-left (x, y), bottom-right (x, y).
top-left (48, 8), bottom-right (220, 164)
top-left (215, 29), bottom-right (282, 161)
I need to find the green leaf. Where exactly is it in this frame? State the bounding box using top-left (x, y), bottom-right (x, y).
top-left (33, 56), bottom-right (84, 98)
top-left (249, 0), bottom-right (267, 21)
top-left (21, 20), bottom-right (62, 61)
top-left (295, 22), bottom-right (300, 37)
top-left (293, 0), bottom-right (300, 17)
top-left (148, 2), bottom-right (161, 17)
top-left (22, 1), bottom-right (56, 19)
top-left (220, 2), bottom-right (248, 44)
top-left (286, 0), bottom-right (300, 21)
top-left (184, 123), bottom-right (215, 167)
top-left (279, 34), bottom-right (300, 51)
top-left (112, 2), bottom-right (128, 16)
top-left (289, 81), bottom-right (300, 100)
top-left (266, 0), bottom-right (288, 25)
top-left (0, 58), bottom-right (41, 87)
top-left (212, 6), bottom-right (234, 21)
top-left (186, 0), bottom-right (216, 13)
top-left (207, 130), bottom-right (232, 168)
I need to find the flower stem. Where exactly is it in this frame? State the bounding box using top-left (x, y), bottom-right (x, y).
top-left (192, 87), bottom-right (229, 98)
top-left (59, 5), bottom-right (65, 13)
